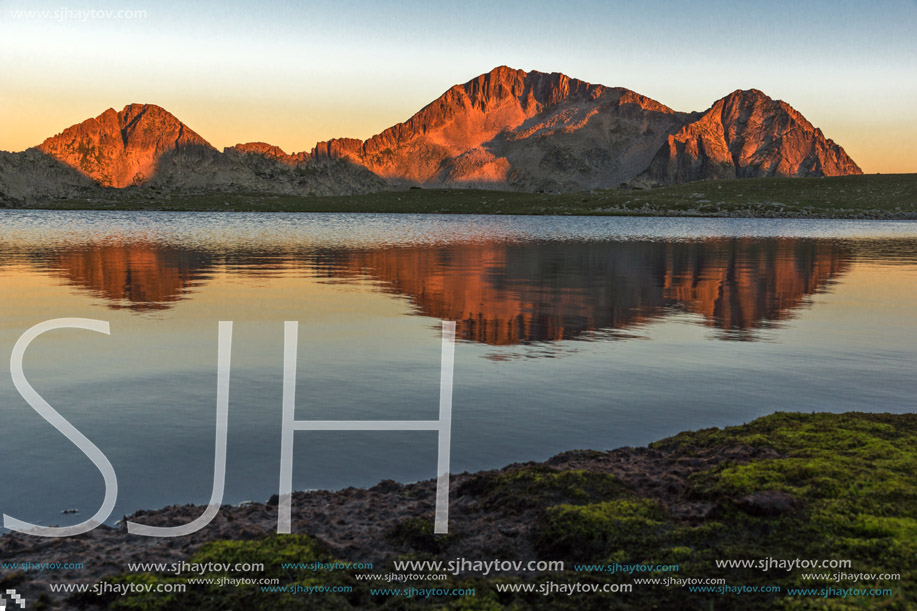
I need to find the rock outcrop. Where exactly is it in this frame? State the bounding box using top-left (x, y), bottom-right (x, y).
top-left (0, 148), bottom-right (98, 204)
top-left (645, 89), bottom-right (861, 183)
top-left (226, 142), bottom-right (310, 165)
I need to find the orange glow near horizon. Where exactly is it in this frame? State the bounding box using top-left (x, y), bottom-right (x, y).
top-left (2, 89), bottom-right (914, 175)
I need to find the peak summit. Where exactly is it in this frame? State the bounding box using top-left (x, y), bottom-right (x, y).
top-left (726, 88), bottom-right (768, 98)
top-left (648, 86), bottom-right (860, 183)
top-left (37, 104), bottom-right (212, 187)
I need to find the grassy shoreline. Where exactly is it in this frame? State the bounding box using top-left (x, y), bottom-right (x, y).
top-left (15, 173), bottom-right (917, 218)
top-left (4, 411), bottom-right (913, 610)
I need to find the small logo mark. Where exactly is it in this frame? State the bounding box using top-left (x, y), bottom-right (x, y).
top-left (0, 588), bottom-right (26, 610)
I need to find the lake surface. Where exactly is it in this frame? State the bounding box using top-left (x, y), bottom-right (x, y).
top-left (1, 210), bottom-right (916, 529)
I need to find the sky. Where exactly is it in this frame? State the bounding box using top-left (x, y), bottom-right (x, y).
top-left (0, 0), bottom-right (915, 173)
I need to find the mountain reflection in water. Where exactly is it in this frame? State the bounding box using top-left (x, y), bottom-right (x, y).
top-left (38, 238), bottom-right (850, 343)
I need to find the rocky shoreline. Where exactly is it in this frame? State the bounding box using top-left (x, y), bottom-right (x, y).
top-left (2, 445), bottom-right (771, 608)
top-left (6, 198), bottom-right (917, 220)
top-left (2, 411), bottom-right (914, 609)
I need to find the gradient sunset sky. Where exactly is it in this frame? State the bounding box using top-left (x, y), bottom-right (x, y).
top-left (1, 0), bottom-right (915, 173)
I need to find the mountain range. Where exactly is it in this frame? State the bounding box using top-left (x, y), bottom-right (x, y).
top-left (0, 66), bottom-right (862, 204)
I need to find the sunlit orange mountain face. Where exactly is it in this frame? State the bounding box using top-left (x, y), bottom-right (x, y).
top-left (32, 238), bottom-right (850, 342)
top-left (36, 104), bottom-right (213, 188)
top-left (0, 67), bottom-right (861, 204)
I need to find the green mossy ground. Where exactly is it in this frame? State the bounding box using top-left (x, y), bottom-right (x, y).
top-left (24, 174), bottom-right (917, 217)
top-left (458, 464), bottom-right (626, 513)
top-left (75, 412), bottom-right (916, 610)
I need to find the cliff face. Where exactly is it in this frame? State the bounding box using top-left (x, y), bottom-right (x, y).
top-left (312, 66), bottom-right (688, 190)
top-left (645, 89), bottom-right (862, 183)
top-left (37, 104), bottom-right (213, 187)
top-left (3, 67), bottom-right (863, 201)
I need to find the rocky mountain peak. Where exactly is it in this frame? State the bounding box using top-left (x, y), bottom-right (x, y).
top-left (36, 104), bottom-right (212, 187)
top-left (645, 87), bottom-right (861, 183)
